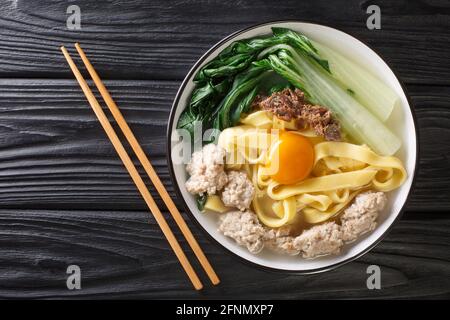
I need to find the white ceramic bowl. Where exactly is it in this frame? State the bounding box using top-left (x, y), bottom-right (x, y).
top-left (167, 21), bottom-right (418, 273)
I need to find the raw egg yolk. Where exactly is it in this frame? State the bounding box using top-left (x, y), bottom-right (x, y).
top-left (269, 131), bottom-right (314, 185)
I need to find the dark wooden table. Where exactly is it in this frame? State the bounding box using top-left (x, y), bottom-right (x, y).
top-left (0, 0), bottom-right (449, 299)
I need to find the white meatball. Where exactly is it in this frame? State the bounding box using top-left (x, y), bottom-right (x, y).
top-left (293, 222), bottom-right (344, 259)
top-left (340, 191), bottom-right (387, 242)
top-left (185, 144), bottom-right (228, 195)
top-left (217, 190), bottom-right (388, 258)
top-left (218, 210), bottom-right (265, 254)
top-left (264, 227), bottom-right (300, 256)
top-left (221, 171), bottom-right (255, 211)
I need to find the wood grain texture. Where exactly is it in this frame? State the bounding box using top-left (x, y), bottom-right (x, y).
top-left (0, 79), bottom-right (449, 212)
top-left (0, 209), bottom-right (448, 299)
top-left (0, 0), bottom-right (449, 299)
top-left (0, 0), bottom-right (449, 84)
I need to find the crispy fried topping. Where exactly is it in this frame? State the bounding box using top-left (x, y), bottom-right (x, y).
top-left (254, 88), bottom-right (341, 141)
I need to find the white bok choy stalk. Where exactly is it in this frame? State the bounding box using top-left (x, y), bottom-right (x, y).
top-left (255, 45), bottom-right (401, 156)
top-left (312, 41), bottom-right (400, 122)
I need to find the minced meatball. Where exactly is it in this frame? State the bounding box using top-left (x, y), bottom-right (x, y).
top-left (264, 227), bottom-right (300, 256)
top-left (185, 143), bottom-right (228, 195)
top-left (221, 171), bottom-right (255, 211)
top-left (218, 210), bottom-right (265, 254)
top-left (340, 191), bottom-right (387, 242)
top-left (217, 191), bottom-right (388, 258)
top-left (254, 88), bottom-right (341, 141)
top-left (293, 222), bottom-right (344, 259)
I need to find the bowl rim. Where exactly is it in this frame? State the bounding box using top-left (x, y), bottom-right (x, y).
top-left (166, 20), bottom-right (420, 274)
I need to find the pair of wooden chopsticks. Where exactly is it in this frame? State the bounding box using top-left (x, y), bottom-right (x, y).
top-left (60, 44), bottom-right (219, 290)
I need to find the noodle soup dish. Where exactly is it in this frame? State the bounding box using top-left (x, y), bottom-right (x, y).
top-left (168, 22), bottom-right (417, 272)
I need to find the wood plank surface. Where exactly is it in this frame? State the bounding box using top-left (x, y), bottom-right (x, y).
top-left (0, 0), bottom-right (449, 299)
top-left (0, 0), bottom-right (448, 84)
top-left (0, 79), bottom-right (448, 212)
top-left (0, 209), bottom-right (449, 299)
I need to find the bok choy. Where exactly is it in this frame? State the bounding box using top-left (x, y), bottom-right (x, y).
top-left (177, 27), bottom-right (401, 156)
top-left (312, 41), bottom-right (399, 122)
top-left (255, 45), bottom-right (401, 156)
top-left (177, 28), bottom-right (332, 143)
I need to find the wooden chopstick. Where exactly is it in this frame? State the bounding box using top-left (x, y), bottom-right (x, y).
top-left (60, 46), bottom-right (203, 290)
top-left (74, 43), bottom-right (220, 286)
